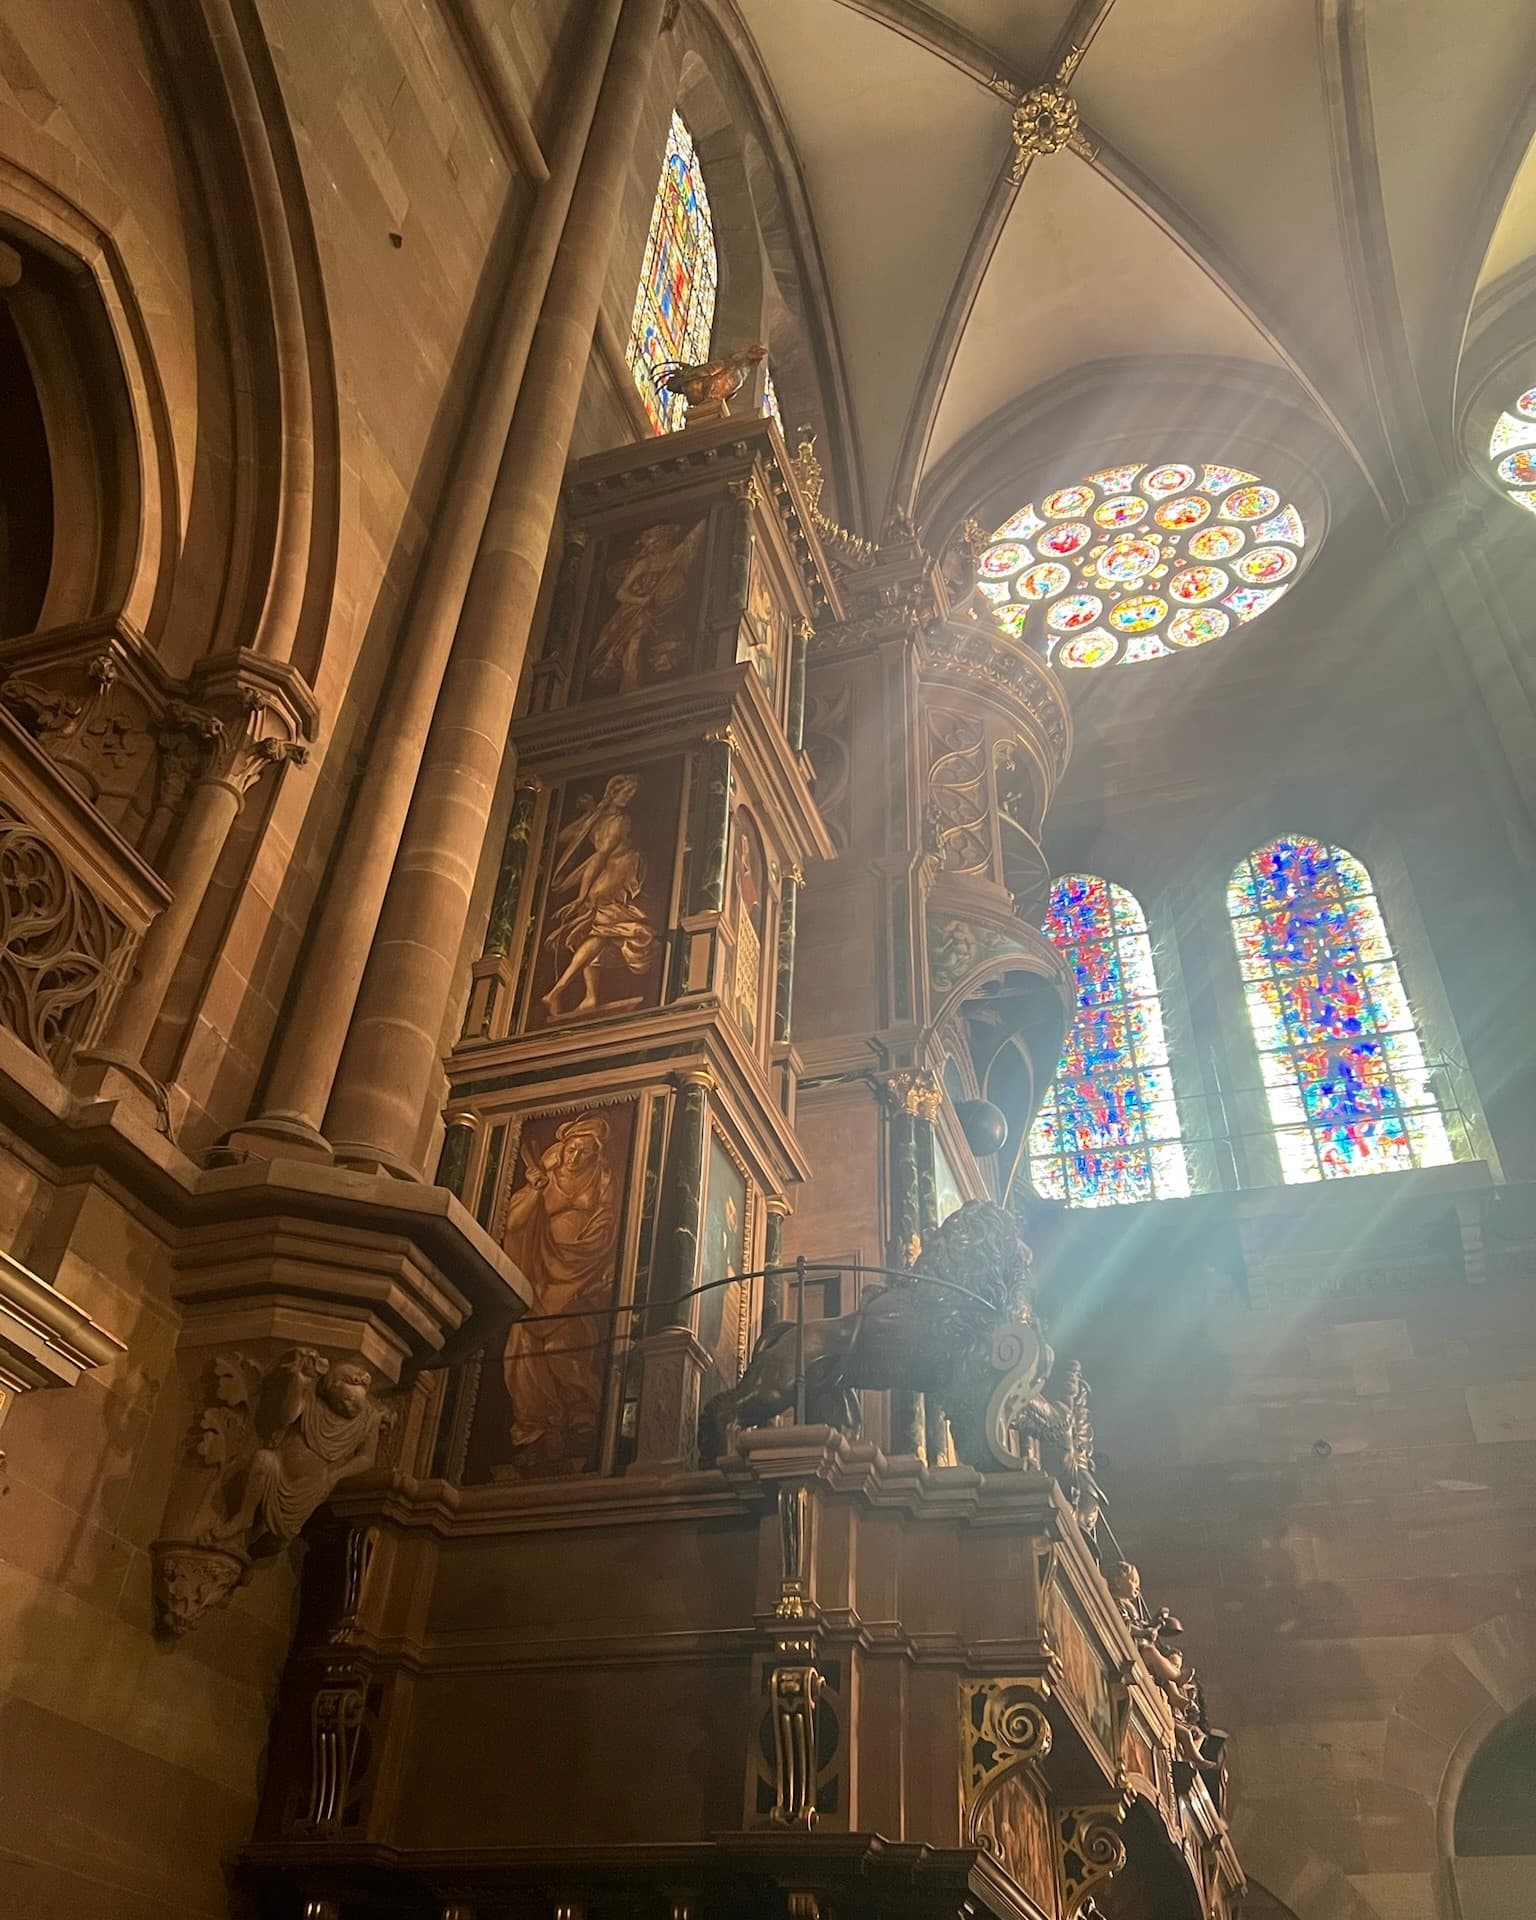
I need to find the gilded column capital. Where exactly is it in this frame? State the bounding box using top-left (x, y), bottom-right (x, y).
top-left (877, 1067), bottom-right (944, 1122)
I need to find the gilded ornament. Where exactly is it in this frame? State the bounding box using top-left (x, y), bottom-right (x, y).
top-left (650, 340), bottom-right (765, 419)
top-left (879, 1067), bottom-right (944, 1121)
top-left (768, 1645), bottom-right (822, 1827)
top-left (1059, 1803), bottom-right (1129, 1916)
top-left (992, 47), bottom-right (1098, 184)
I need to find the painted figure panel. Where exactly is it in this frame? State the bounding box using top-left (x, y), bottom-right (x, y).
top-left (580, 516), bottom-right (708, 699)
top-left (526, 760), bottom-right (683, 1031)
top-left (464, 1102), bottom-right (638, 1482)
top-left (973, 1770), bottom-right (1056, 1913)
top-left (736, 553), bottom-right (783, 705)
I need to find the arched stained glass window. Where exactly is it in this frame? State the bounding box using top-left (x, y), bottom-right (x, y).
top-left (1027, 876), bottom-right (1191, 1206)
top-left (1487, 387), bottom-right (1536, 516)
top-left (1229, 837), bottom-right (1457, 1182)
top-left (626, 111), bottom-right (718, 434)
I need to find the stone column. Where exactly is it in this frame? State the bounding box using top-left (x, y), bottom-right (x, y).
top-left (76, 676), bottom-right (311, 1099)
top-left (240, 2), bottom-right (624, 1155)
top-left (326, 0), bottom-right (672, 1175)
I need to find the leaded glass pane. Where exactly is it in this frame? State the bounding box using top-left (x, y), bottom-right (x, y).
top-left (625, 112), bottom-right (718, 433)
top-left (1229, 836), bottom-right (1457, 1181)
top-left (1027, 876), bottom-right (1191, 1206)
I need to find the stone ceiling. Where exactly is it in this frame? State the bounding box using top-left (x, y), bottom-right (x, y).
top-left (726, 0), bottom-right (1536, 532)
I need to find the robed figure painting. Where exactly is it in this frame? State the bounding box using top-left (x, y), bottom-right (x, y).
top-left (475, 1107), bottom-right (635, 1481)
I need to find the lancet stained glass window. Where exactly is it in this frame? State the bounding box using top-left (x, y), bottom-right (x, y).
top-left (1027, 876), bottom-right (1191, 1206)
top-left (975, 462), bottom-right (1306, 668)
top-left (1486, 387), bottom-right (1536, 517)
top-left (626, 112), bottom-right (718, 433)
top-left (762, 366), bottom-right (784, 434)
top-left (1229, 837), bottom-right (1456, 1182)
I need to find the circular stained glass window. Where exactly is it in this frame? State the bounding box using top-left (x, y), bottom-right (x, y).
top-left (976, 461), bottom-right (1307, 668)
top-left (1486, 391), bottom-right (1536, 518)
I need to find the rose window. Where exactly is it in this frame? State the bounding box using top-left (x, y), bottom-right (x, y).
top-left (975, 461), bottom-right (1308, 668)
top-left (1487, 388), bottom-right (1536, 516)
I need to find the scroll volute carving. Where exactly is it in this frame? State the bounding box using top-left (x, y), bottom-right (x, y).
top-left (152, 1346), bottom-right (388, 1636)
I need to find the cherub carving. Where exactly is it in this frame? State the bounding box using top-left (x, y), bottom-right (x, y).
top-left (1107, 1558), bottom-right (1229, 1806)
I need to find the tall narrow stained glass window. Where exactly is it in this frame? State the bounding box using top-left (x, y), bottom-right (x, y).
top-left (762, 366), bottom-right (784, 434)
top-left (1229, 837), bottom-right (1457, 1182)
top-left (1027, 876), bottom-right (1191, 1206)
top-left (626, 112), bottom-right (718, 434)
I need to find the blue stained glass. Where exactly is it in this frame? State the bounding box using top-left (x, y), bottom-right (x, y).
top-left (1228, 837), bottom-right (1455, 1182)
top-left (626, 113), bottom-right (718, 433)
top-left (1027, 876), bottom-right (1191, 1207)
top-left (762, 366), bottom-right (784, 433)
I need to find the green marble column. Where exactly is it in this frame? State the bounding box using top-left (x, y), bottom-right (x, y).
top-left (773, 866), bottom-right (802, 1045)
top-left (651, 1069), bottom-right (713, 1332)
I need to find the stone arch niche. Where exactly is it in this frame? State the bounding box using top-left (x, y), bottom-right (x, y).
top-left (0, 214), bottom-right (156, 642)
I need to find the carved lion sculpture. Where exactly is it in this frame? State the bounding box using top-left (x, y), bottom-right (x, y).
top-left (698, 1199), bottom-right (1052, 1470)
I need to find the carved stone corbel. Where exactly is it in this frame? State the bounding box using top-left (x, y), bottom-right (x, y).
top-left (152, 1345), bottom-right (386, 1636)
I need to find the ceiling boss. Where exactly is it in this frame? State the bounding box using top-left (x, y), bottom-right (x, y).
top-left (988, 45), bottom-right (1098, 184)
